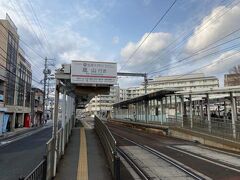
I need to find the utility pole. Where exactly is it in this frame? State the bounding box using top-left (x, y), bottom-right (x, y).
top-left (43, 57), bottom-right (48, 124)
top-left (144, 73), bottom-right (148, 94)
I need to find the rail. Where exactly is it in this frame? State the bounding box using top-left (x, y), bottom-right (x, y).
top-left (94, 116), bottom-right (120, 180)
top-left (113, 132), bottom-right (207, 180)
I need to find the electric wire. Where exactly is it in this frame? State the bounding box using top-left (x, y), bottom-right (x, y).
top-left (120, 0), bottom-right (178, 71)
top-left (141, 0), bottom-right (239, 73)
top-left (149, 33), bottom-right (240, 76)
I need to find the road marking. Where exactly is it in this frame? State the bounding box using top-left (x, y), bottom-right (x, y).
top-left (0, 126), bottom-right (52, 147)
top-left (168, 146), bottom-right (240, 173)
top-left (77, 127), bottom-right (88, 180)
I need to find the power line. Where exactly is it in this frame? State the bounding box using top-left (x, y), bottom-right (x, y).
top-left (0, 31), bottom-right (42, 84)
top-left (120, 0), bottom-right (178, 71)
top-left (8, 0), bottom-right (46, 59)
top-left (0, 22), bottom-right (44, 76)
top-left (11, 0), bottom-right (49, 57)
top-left (26, 0), bottom-right (53, 56)
top-left (170, 49), bottom-right (240, 82)
top-left (150, 42), bottom-right (240, 77)
top-left (149, 29), bottom-right (240, 76)
top-left (141, 0), bottom-right (238, 73)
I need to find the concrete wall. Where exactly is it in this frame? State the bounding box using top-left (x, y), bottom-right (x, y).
top-left (169, 127), bottom-right (240, 153)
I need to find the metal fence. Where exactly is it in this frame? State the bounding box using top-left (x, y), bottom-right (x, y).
top-left (183, 116), bottom-right (240, 141)
top-left (19, 157), bottom-right (47, 180)
top-left (46, 138), bottom-right (54, 180)
top-left (19, 117), bottom-right (74, 180)
top-left (94, 116), bottom-right (120, 180)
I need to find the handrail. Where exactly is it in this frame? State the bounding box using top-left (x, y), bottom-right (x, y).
top-left (94, 115), bottom-right (120, 180)
top-left (19, 156), bottom-right (47, 180)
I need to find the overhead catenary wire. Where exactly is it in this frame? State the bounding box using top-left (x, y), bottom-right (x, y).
top-left (120, 0), bottom-right (178, 71)
top-left (164, 49), bottom-right (240, 82)
top-left (142, 0), bottom-right (239, 73)
top-left (149, 33), bottom-right (240, 76)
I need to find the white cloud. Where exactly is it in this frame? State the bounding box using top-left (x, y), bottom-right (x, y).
top-left (118, 77), bottom-right (143, 88)
top-left (120, 32), bottom-right (173, 72)
top-left (0, 0), bottom-right (105, 86)
top-left (185, 4), bottom-right (240, 53)
top-left (199, 50), bottom-right (240, 75)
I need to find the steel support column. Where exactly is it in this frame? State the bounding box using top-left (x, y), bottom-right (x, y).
top-left (230, 92), bottom-right (237, 139)
top-left (180, 96), bottom-right (184, 128)
top-left (206, 94), bottom-right (211, 133)
top-left (189, 95), bottom-right (193, 128)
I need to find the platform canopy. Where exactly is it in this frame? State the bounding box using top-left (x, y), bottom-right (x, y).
top-left (113, 88), bottom-right (178, 107)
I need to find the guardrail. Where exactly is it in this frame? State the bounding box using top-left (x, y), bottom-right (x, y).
top-left (19, 116), bottom-right (75, 180)
top-left (46, 138), bottom-right (54, 180)
top-left (19, 157), bottom-right (47, 180)
top-left (94, 116), bottom-right (120, 180)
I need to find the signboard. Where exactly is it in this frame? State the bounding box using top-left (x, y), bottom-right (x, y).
top-left (71, 61), bottom-right (117, 85)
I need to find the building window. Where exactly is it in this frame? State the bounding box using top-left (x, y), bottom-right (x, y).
top-left (6, 31), bottom-right (18, 105)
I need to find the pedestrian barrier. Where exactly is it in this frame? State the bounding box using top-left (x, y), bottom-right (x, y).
top-left (19, 117), bottom-right (74, 180)
top-left (94, 116), bottom-right (120, 180)
top-left (46, 138), bottom-right (54, 180)
top-left (19, 157), bottom-right (47, 180)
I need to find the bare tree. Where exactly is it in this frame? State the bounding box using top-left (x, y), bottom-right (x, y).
top-left (225, 65), bottom-right (240, 86)
top-left (229, 65), bottom-right (240, 74)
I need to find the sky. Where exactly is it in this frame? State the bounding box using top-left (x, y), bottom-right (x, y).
top-left (0, 0), bottom-right (240, 88)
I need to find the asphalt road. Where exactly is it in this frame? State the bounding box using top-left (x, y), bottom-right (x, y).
top-left (0, 126), bottom-right (52, 180)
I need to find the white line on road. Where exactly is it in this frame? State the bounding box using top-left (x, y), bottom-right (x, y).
top-left (0, 125), bottom-right (52, 147)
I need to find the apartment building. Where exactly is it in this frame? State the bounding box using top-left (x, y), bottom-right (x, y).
top-left (85, 73), bottom-right (219, 116)
top-left (86, 86), bottom-right (120, 116)
top-left (126, 73), bottom-right (219, 99)
top-left (0, 14), bottom-right (32, 134)
top-left (224, 73), bottom-right (240, 86)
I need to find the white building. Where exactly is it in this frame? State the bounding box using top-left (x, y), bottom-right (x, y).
top-left (86, 73), bottom-right (219, 115)
top-left (85, 86), bottom-right (121, 116)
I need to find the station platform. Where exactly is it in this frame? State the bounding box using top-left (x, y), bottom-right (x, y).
top-left (55, 118), bottom-right (133, 180)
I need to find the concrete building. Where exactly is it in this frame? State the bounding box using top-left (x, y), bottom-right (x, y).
top-left (224, 73), bottom-right (240, 86)
top-left (0, 14), bottom-right (32, 133)
top-left (85, 73), bottom-right (219, 116)
top-left (126, 73), bottom-right (219, 99)
top-left (31, 88), bottom-right (43, 126)
top-left (86, 86), bottom-right (120, 116)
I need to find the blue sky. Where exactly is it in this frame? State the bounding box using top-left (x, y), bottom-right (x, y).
top-left (1, 0), bottom-right (240, 88)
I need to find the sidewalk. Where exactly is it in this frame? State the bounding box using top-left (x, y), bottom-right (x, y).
top-left (0, 120), bottom-right (53, 142)
top-left (55, 118), bottom-right (133, 180)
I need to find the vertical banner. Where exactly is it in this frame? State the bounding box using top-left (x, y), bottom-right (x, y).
top-left (2, 114), bottom-right (9, 133)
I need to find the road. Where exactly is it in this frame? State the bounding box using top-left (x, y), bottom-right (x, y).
top-left (107, 121), bottom-right (240, 180)
top-left (0, 126), bottom-right (52, 180)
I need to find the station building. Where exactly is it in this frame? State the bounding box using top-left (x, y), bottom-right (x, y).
top-left (0, 14), bottom-right (32, 134)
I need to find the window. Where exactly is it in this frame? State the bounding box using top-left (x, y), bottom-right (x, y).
top-left (6, 31), bottom-right (18, 105)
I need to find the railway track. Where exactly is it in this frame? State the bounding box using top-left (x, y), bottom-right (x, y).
top-left (114, 132), bottom-right (210, 180)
